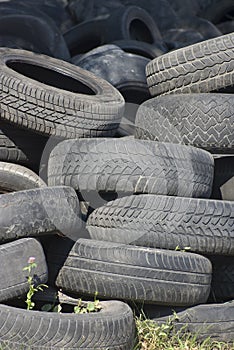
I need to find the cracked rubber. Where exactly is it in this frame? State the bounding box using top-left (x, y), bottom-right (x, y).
top-left (135, 93), bottom-right (234, 152)
top-left (87, 194), bottom-right (234, 255)
top-left (146, 32), bottom-right (234, 96)
top-left (0, 300), bottom-right (135, 349)
top-left (0, 162), bottom-right (45, 193)
top-left (0, 237), bottom-right (47, 302)
top-left (155, 300), bottom-right (234, 342)
top-left (56, 238), bottom-right (212, 306)
top-left (0, 186), bottom-right (82, 242)
top-left (0, 48), bottom-right (124, 138)
top-left (48, 138), bottom-right (214, 205)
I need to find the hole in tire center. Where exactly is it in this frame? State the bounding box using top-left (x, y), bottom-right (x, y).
top-left (129, 19), bottom-right (154, 44)
top-left (6, 60), bottom-right (96, 95)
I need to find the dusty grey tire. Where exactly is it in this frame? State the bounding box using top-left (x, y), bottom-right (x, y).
top-left (87, 194), bottom-right (234, 255)
top-left (0, 186), bottom-right (82, 242)
top-left (0, 238), bottom-right (47, 302)
top-left (0, 162), bottom-right (46, 193)
top-left (56, 238), bottom-right (212, 306)
top-left (135, 93), bottom-right (234, 152)
top-left (0, 48), bottom-right (124, 138)
top-left (48, 138), bottom-right (214, 206)
top-left (146, 32), bottom-right (234, 96)
top-left (155, 300), bottom-right (234, 342)
top-left (0, 300), bottom-right (135, 349)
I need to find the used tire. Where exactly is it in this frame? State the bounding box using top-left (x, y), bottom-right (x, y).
top-left (211, 155), bottom-right (234, 200)
top-left (56, 238), bottom-right (212, 306)
top-left (0, 162), bottom-right (46, 193)
top-left (112, 39), bottom-right (165, 59)
top-left (0, 237), bottom-right (47, 302)
top-left (47, 138), bottom-right (214, 206)
top-left (0, 186), bottom-right (82, 242)
top-left (87, 194), bottom-right (234, 255)
top-left (135, 94), bottom-right (234, 152)
top-left (154, 300), bottom-right (234, 342)
top-left (146, 32), bottom-right (234, 96)
top-left (0, 300), bottom-right (135, 349)
top-left (0, 48), bottom-right (124, 138)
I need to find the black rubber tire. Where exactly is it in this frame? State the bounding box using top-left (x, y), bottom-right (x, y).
top-left (0, 48), bottom-right (124, 138)
top-left (0, 301), bottom-right (135, 349)
top-left (74, 44), bottom-right (151, 105)
top-left (47, 138), bottom-right (214, 205)
top-left (0, 3), bottom-right (70, 60)
top-left (211, 155), bottom-right (234, 201)
top-left (154, 300), bottom-right (234, 342)
top-left (0, 237), bottom-right (47, 302)
top-left (111, 39), bottom-right (165, 59)
top-left (135, 94), bottom-right (234, 153)
top-left (163, 28), bottom-right (204, 50)
top-left (201, 0), bottom-right (234, 24)
top-left (87, 194), bottom-right (234, 255)
top-left (0, 186), bottom-right (82, 243)
top-left (56, 238), bottom-right (212, 306)
top-left (179, 16), bottom-right (222, 40)
top-left (209, 255), bottom-right (234, 302)
top-left (0, 162), bottom-right (46, 193)
top-left (146, 32), bottom-right (234, 96)
top-left (217, 20), bottom-right (234, 34)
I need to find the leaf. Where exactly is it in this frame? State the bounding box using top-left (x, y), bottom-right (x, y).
top-left (53, 304), bottom-right (62, 313)
top-left (41, 304), bottom-right (53, 312)
top-left (87, 302), bottom-right (95, 312)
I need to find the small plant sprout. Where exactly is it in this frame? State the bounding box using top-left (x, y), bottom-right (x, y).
top-left (175, 246), bottom-right (191, 252)
top-left (23, 256), bottom-right (48, 310)
top-left (74, 291), bottom-right (101, 314)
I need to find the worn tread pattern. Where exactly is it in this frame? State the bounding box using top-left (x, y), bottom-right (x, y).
top-left (0, 238), bottom-right (47, 302)
top-left (0, 48), bottom-right (124, 138)
top-left (48, 138), bottom-right (214, 200)
top-left (87, 194), bottom-right (234, 255)
top-left (56, 238), bottom-right (212, 306)
top-left (146, 32), bottom-right (234, 96)
top-left (0, 301), bottom-right (135, 349)
top-left (0, 129), bottom-right (27, 163)
top-left (0, 162), bottom-right (45, 193)
top-left (0, 186), bottom-right (82, 242)
top-left (155, 301), bottom-right (234, 342)
top-left (135, 93), bottom-right (234, 152)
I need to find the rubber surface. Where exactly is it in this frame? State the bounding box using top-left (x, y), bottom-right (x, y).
top-left (0, 238), bottom-right (47, 302)
top-left (87, 194), bottom-right (234, 255)
top-left (56, 238), bottom-right (211, 306)
top-left (0, 48), bottom-right (124, 138)
top-left (48, 138), bottom-right (214, 202)
top-left (211, 155), bottom-right (234, 200)
top-left (0, 186), bottom-right (82, 242)
top-left (135, 93), bottom-right (234, 152)
top-left (0, 162), bottom-right (45, 193)
top-left (0, 301), bottom-right (135, 349)
top-left (146, 32), bottom-right (234, 96)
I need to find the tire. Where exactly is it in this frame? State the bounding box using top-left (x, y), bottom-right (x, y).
top-left (217, 20), bottom-right (234, 34)
top-left (47, 138), bottom-right (214, 206)
top-left (0, 48), bottom-right (124, 138)
top-left (211, 155), bottom-right (234, 200)
top-left (0, 3), bottom-right (70, 60)
top-left (56, 238), bottom-right (212, 306)
top-left (154, 301), bottom-right (234, 342)
top-left (0, 301), bottom-right (135, 349)
top-left (0, 162), bottom-right (46, 193)
top-left (179, 16), bottom-right (222, 40)
top-left (74, 44), bottom-right (151, 104)
top-left (135, 94), bottom-right (234, 153)
top-left (209, 255), bottom-right (234, 302)
top-left (163, 28), bottom-right (204, 50)
top-left (146, 32), bottom-right (234, 96)
top-left (0, 237), bottom-right (47, 302)
top-left (0, 120), bottom-right (48, 169)
top-left (0, 186), bottom-right (82, 243)
top-left (87, 194), bottom-right (234, 255)
top-left (201, 0), bottom-right (234, 24)
top-left (111, 39), bottom-right (165, 59)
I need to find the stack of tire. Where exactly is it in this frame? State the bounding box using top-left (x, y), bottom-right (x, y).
top-left (0, 0), bottom-right (233, 349)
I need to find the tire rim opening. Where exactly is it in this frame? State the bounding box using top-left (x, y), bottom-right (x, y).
top-left (6, 60), bottom-right (96, 95)
top-left (129, 19), bottom-right (154, 44)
